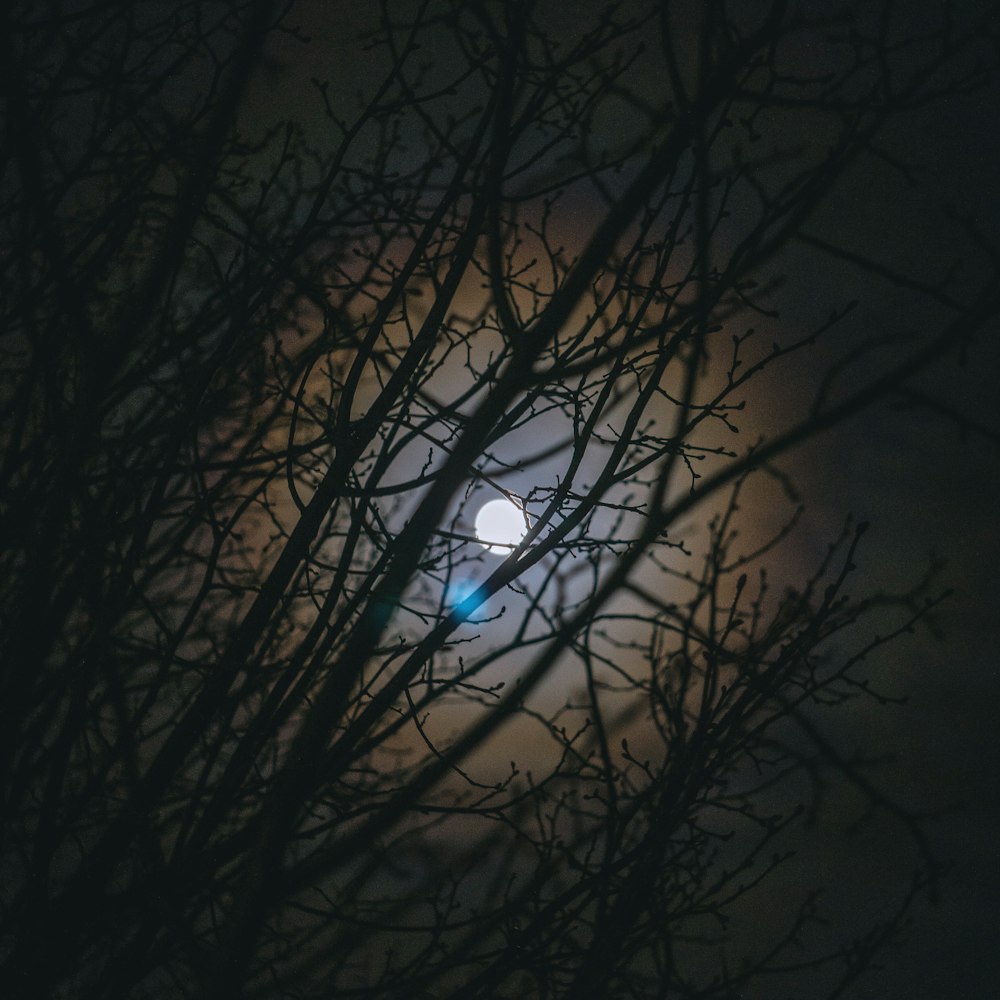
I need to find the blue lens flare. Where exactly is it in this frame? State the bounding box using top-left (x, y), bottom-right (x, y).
top-left (447, 577), bottom-right (481, 613)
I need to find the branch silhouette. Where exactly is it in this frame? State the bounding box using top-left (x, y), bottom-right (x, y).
top-left (1, 2), bottom-right (996, 998)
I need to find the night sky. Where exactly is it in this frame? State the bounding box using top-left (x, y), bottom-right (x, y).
top-left (4, 1), bottom-right (998, 996)
top-left (247, 5), bottom-right (1000, 995)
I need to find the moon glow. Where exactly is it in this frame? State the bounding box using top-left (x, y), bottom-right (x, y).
top-left (474, 498), bottom-right (527, 554)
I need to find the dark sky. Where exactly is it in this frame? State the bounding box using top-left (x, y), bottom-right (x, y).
top-left (251, 4), bottom-right (1000, 995)
top-left (741, 64), bottom-right (1000, 996)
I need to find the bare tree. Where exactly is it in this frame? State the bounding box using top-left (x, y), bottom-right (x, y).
top-left (1, 1), bottom-right (997, 997)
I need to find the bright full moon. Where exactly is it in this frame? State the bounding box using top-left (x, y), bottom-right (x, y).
top-left (474, 498), bottom-right (527, 555)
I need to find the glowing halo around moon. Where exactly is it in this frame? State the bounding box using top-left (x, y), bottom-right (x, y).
top-left (474, 498), bottom-right (528, 554)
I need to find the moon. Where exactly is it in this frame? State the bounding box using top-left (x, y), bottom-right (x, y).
top-left (474, 498), bottom-right (527, 554)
